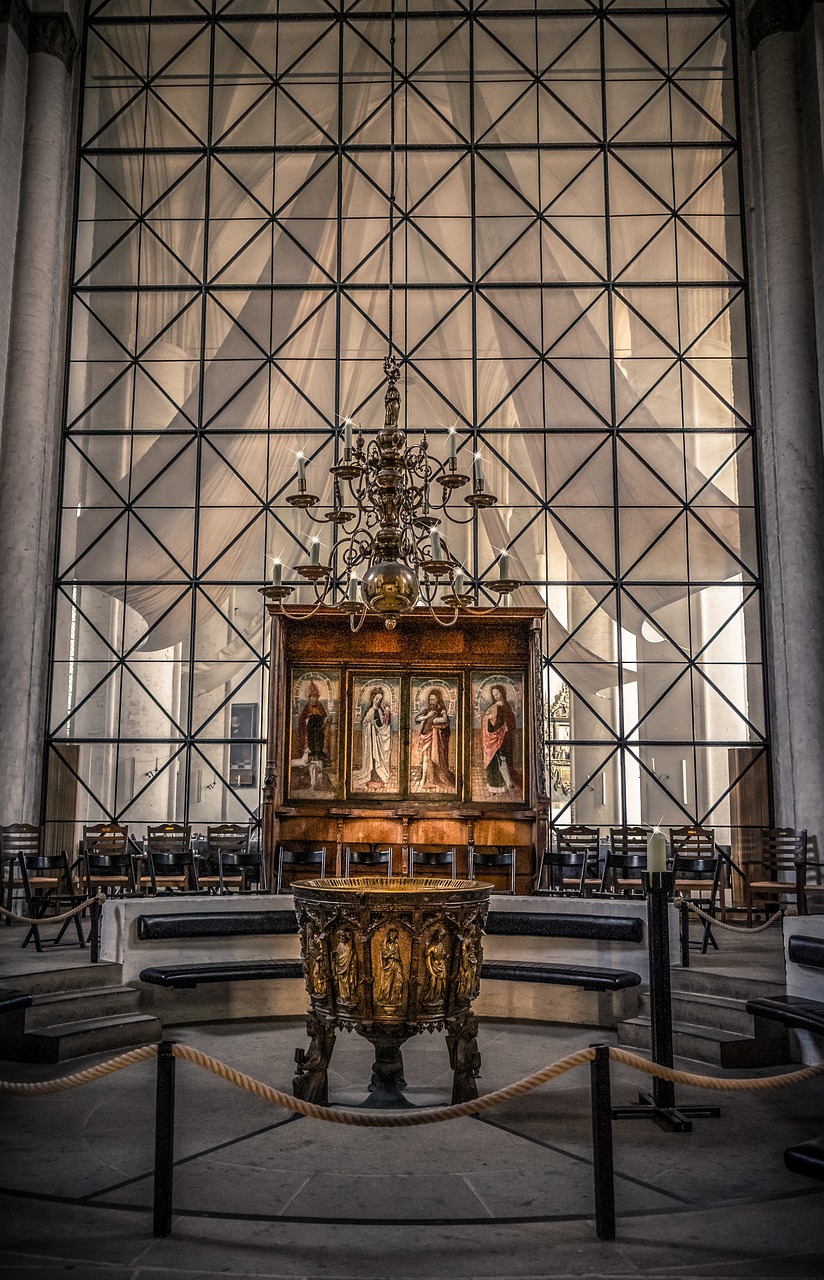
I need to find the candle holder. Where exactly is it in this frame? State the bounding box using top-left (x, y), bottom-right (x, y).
top-left (296, 564), bottom-right (331, 583)
top-left (330, 460), bottom-right (362, 481)
top-left (287, 478), bottom-right (320, 509)
top-left (441, 591), bottom-right (473, 609)
top-left (612, 870), bottom-right (720, 1134)
top-left (259, 584), bottom-right (295, 603)
top-left (438, 469), bottom-right (470, 492)
top-left (465, 488), bottom-right (497, 510)
top-left (488, 578), bottom-right (522, 596)
top-left (323, 508), bottom-right (357, 525)
top-left (420, 558), bottom-right (454, 577)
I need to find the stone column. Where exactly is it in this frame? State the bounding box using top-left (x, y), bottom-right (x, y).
top-left (0, 10), bottom-right (77, 823)
top-left (744, 0), bottom-right (824, 849)
top-left (0, 0), bottom-right (30, 447)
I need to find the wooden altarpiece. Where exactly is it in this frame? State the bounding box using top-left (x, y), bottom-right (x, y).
top-left (260, 606), bottom-right (548, 892)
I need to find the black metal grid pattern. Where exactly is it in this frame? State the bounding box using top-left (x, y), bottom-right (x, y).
top-left (46, 0), bottom-right (768, 843)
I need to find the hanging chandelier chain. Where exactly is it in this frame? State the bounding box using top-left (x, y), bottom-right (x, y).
top-left (387, 2), bottom-right (397, 371)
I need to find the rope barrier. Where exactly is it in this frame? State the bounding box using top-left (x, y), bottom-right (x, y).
top-left (0, 891), bottom-right (105, 926)
top-left (674, 897), bottom-right (785, 934)
top-left (0, 1043), bottom-right (159, 1095)
top-left (3, 1041), bottom-right (822, 1114)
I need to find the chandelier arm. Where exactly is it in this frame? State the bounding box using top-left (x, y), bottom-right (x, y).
top-left (349, 602), bottom-right (368, 633)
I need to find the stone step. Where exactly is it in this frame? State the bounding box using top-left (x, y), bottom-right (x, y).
top-left (617, 1015), bottom-right (791, 1069)
top-left (24, 985), bottom-right (142, 1030)
top-left (670, 966), bottom-right (785, 1002)
top-left (10, 1013), bottom-right (162, 1064)
top-left (640, 989), bottom-right (783, 1037)
top-left (2, 962), bottom-right (124, 997)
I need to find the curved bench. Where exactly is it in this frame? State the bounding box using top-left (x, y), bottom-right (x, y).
top-left (784, 1138), bottom-right (824, 1184)
top-left (481, 960), bottom-right (640, 992)
top-left (140, 959), bottom-right (303, 990)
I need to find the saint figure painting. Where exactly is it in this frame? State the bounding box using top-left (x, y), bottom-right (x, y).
top-left (350, 675), bottom-right (401, 795)
top-left (288, 669), bottom-right (339, 799)
top-left (410, 676), bottom-right (459, 795)
top-left (471, 672), bottom-right (524, 802)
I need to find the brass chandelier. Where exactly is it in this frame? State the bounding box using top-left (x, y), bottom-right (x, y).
top-left (260, 6), bottom-right (521, 631)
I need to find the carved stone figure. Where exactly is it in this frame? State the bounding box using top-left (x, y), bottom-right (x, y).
top-left (446, 1011), bottom-right (482, 1103)
top-left (374, 926), bottom-right (404, 1007)
top-left (332, 927), bottom-right (359, 1005)
top-left (293, 1010), bottom-right (337, 1104)
top-left (422, 926), bottom-right (449, 1005)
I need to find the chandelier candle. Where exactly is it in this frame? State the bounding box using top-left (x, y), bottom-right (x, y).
top-left (310, 540), bottom-right (320, 566)
top-left (473, 454), bottom-right (485, 489)
top-left (499, 552), bottom-right (510, 581)
top-left (430, 528), bottom-right (443, 561)
top-left (448, 431), bottom-right (457, 467)
top-left (347, 577), bottom-right (358, 603)
top-left (297, 454), bottom-right (306, 484)
top-left (344, 420), bottom-right (353, 456)
top-left (272, 560), bottom-right (282, 587)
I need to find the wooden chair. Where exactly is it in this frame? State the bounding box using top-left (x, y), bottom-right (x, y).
top-left (1, 822), bottom-right (35, 923)
top-left (199, 824), bottom-right (261, 893)
top-left (601, 826), bottom-right (649, 895)
top-left (744, 828), bottom-right (811, 922)
top-left (670, 825), bottom-right (723, 953)
top-left (276, 841), bottom-right (328, 893)
top-left (145, 823), bottom-right (196, 893)
top-left (344, 844), bottom-right (394, 879)
top-left (408, 845), bottom-right (457, 879)
top-left (13, 827), bottom-right (85, 952)
top-left (540, 825), bottom-right (601, 896)
top-left (82, 822), bottom-right (136, 897)
top-left (468, 845), bottom-right (517, 895)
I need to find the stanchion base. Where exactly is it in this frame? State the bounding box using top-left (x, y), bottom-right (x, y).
top-left (612, 1091), bottom-right (721, 1133)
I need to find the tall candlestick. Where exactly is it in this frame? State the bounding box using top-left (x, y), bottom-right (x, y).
top-left (473, 453), bottom-right (485, 489)
top-left (272, 560), bottom-right (282, 587)
top-left (310, 539), bottom-right (320, 565)
top-left (498, 551), bottom-right (510, 580)
top-left (297, 453), bottom-right (306, 484)
top-left (647, 829), bottom-right (667, 874)
top-left (430, 528), bottom-right (443, 561)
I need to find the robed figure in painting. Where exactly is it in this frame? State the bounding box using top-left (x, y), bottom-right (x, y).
top-left (413, 688), bottom-right (455, 792)
top-left (295, 681), bottom-right (327, 790)
top-left (353, 686), bottom-right (393, 790)
top-left (482, 684), bottom-right (522, 795)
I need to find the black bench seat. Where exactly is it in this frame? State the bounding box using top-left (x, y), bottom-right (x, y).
top-left (482, 960), bottom-right (641, 992)
top-left (137, 911), bottom-right (297, 941)
top-left (745, 995), bottom-right (824, 1038)
top-left (139, 960), bottom-right (303, 989)
top-left (0, 989), bottom-right (33, 1015)
top-left (485, 911), bottom-right (643, 943)
top-left (785, 1138), bottom-right (824, 1184)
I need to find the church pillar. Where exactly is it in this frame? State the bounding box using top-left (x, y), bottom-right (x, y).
top-left (744, 0), bottom-right (824, 849)
top-left (0, 9), bottom-right (77, 823)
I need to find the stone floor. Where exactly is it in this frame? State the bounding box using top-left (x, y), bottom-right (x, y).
top-left (2, 1006), bottom-right (823, 1280)
top-left (0, 909), bottom-right (820, 1277)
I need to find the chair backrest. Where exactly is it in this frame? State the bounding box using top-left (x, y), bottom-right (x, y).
top-left (606, 827), bottom-right (648, 875)
top-left (555, 826), bottom-right (599, 869)
top-left (83, 822), bottom-right (128, 858)
top-left (2, 823), bottom-right (42, 862)
top-left (759, 828), bottom-right (808, 872)
top-left (411, 845), bottom-right (455, 863)
top-left (206, 824), bottom-right (252, 857)
top-left (146, 823), bottom-right (191, 862)
top-left (670, 825), bottom-right (717, 876)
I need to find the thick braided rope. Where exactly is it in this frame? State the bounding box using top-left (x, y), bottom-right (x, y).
top-left (3, 1042), bottom-right (823, 1112)
top-left (0, 891), bottom-right (104, 926)
top-left (609, 1047), bottom-right (824, 1091)
top-left (0, 1043), bottom-right (159, 1094)
top-left (170, 1042), bottom-right (597, 1125)
top-left (674, 897), bottom-right (785, 934)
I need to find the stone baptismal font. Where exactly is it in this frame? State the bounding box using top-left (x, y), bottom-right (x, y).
top-left (291, 878), bottom-right (492, 1107)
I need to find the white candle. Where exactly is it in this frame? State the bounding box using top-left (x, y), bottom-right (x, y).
top-left (347, 576), bottom-right (358, 602)
top-left (344, 420), bottom-right (353, 453)
top-left (600, 772), bottom-right (607, 806)
top-left (681, 759), bottom-right (689, 803)
top-left (650, 756), bottom-right (656, 774)
top-left (453, 568), bottom-right (465, 597)
top-left (499, 551), bottom-right (510, 580)
top-left (272, 560), bottom-right (282, 587)
top-left (473, 453), bottom-right (485, 488)
top-left (310, 540), bottom-right (320, 565)
top-left (449, 430), bottom-right (457, 466)
top-left (297, 453), bottom-right (306, 484)
top-left (647, 830), bottom-right (667, 874)
top-left (430, 529), bottom-right (443, 561)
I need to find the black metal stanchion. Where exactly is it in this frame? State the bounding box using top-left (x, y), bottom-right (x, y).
top-left (679, 899), bottom-right (690, 969)
top-left (153, 1040), bottom-right (176, 1238)
top-left (590, 1043), bottom-right (616, 1241)
top-left (612, 871), bottom-right (720, 1133)
top-left (89, 897), bottom-right (101, 964)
